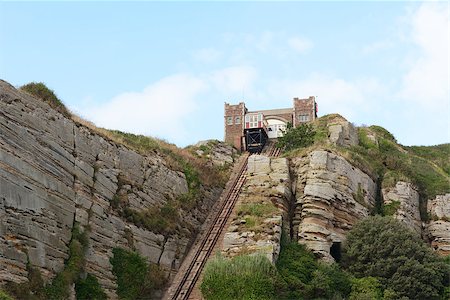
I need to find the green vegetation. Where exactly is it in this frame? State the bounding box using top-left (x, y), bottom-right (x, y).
top-left (121, 202), bottom-right (181, 236)
top-left (110, 248), bottom-right (167, 300)
top-left (383, 200), bottom-right (400, 216)
top-left (407, 144), bottom-right (450, 176)
top-left (349, 277), bottom-right (383, 300)
top-left (3, 224), bottom-right (107, 300)
top-left (349, 126), bottom-right (449, 218)
top-left (45, 224), bottom-right (89, 299)
top-left (0, 290), bottom-right (13, 300)
top-left (20, 82), bottom-right (71, 117)
top-left (342, 216), bottom-right (449, 299)
top-left (235, 201), bottom-right (279, 232)
top-left (276, 123), bottom-right (316, 151)
top-left (276, 242), bottom-right (351, 299)
top-left (75, 274), bottom-right (107, 300)
top-left (201, 254), bottom-right (278, 300)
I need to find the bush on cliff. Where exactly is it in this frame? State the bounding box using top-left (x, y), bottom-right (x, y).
top-left (342, 216), bottom-right (449, 299)
top-left (276, 123), bottom-right (315, 151)
top-left (110, 248), bottom-right (166, 300)
top-left (20, 82), bottom-right (71, 118)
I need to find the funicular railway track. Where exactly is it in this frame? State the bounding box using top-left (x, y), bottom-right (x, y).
top-left (260, 140), bottom-right (282, 157)
top-left (166, 153), bottom-right (250, 300)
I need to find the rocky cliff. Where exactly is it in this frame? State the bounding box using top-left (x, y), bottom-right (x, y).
top-left (0, 81), bottom-right (232, 298)
top-left (219, 117), bottom-right (449, 264)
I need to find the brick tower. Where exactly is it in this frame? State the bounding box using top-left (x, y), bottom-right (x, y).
top-left (224, 102), bottom-right (247, 150)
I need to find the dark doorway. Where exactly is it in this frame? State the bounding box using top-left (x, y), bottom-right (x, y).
top-left (330, 242), bottom-right (341, 262)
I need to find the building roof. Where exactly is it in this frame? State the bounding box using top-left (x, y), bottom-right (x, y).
top-left (247, 107), bottom-right (293, 116)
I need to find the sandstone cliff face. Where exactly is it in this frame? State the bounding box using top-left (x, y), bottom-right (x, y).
top-left (0, 81), bottom-right (224, 298)
top-left (220, 150), bottom-right (378, 264)
top-left (292, 150), bottom-right (376, 261)
top-left (426, 194), bottom-right (450, 255)
top-left (382, 181), bottom-right (422, 234)
top-left (222, 155), bottom-right (291, 263)
top-left (327, 118), bottom-right (359, 147)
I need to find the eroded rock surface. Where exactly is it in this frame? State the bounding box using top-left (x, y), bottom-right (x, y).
top-left (222, 155), bottom-right (291, 263)
top-left (292, 150), bottom-right (376, 261)
top-left (0, 81), bottom-right (224, 298)
top-left (327, 116), bottom-right (358, 147)
top-left (426, 194), bottom-right (450, 255)
top-left (382, 181), bottom-right (421, 234)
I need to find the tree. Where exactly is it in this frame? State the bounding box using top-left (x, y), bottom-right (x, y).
top-left (276, 123), bottom-right (315, 151)
top-left (342, 216), bottom-right (449, 299)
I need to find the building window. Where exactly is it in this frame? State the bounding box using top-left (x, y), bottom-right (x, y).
top-left (249, 115), bottom-right (258, 127)
top-left (298, 114), bottom-right (309, 122)
top-left (227, 116), bottom-right (233, 125)
top-left (235, 116), bottom-right (241, 124)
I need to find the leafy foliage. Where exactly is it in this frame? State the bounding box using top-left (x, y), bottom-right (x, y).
top-left (46, 224), bottom-right (89, 299)
top-left (342, 216), bottom-right (449, 299)
top-left (201, 254), bottom-right (278, 300)
top-left (0, 290), bottom-right (13, 300)
top-left (20, 82), bottom-right (71, 117)
top-left (110, 248), bottom-right (166, 300)
top-left (276, 242), bottom-right (317, 299)
top-left (276, 123), bottom-right (316, 151)
top-left (275, 241), bottom-right (351, 300)
top-left (349, 277), bottom-right (383, 300)
top-left (407, 144), bottom-right (450, 176)
top-left (75, 274), bottom-right (107, 300)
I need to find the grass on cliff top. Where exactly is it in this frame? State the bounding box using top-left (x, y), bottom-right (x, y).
top-left (20, 82), bottom-right (72, 118)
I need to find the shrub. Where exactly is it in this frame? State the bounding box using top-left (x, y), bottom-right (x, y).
top-left (75, 274), bottom-right (107, 300)
top-left (342, 216), bottom-right (449, 299)
top-left (383, 200), bottom-right (400, 216)
top-left (110, 248), bottom-right (166, 300)
top-left (277, 123), bottom-right (316, 151)
top-left (349, 277), bottom-right (383, 300)
top-left (20, 82), bottom-right (71, 117)
top-left (307, 263), bottom-right (352, 299)
top-left (276, 242), bottom-right (317, 299)
top-left (0, 290), bottom-right (13, 300)
top-left (201, 254), bottom-right (278, 300)
top-left (46, 224), bottom-right (88, 299)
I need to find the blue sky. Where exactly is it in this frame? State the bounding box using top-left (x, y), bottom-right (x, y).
top-left (1, 1), bottom-right (448, 147)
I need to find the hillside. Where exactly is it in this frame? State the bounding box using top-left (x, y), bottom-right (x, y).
top-left (0, 80), bottom-right (236, 299)
top-left (0, 80), bottom-right (449, 300)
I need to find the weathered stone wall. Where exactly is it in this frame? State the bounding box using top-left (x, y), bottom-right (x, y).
top-left (0, 81), bottom-right (223, 298)
top-left (382, 181), bottom-right (421, 234)
top-left (291, 150), bottom-right (376, 261)
top-left (426, 194), bottom-right (450, 256)
top-left (222, 155), bottom-right (292, 263)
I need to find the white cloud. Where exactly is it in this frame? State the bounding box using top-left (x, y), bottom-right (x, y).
top-left (398, 2), bottom-right (449, 109)
top-left (78, 66), bottom-right (258, 144)
top-left (211, 65), bottom-right (258, 94)
top-left (193, 47), bottom-right (222, 63)
top-left (80, 73), bottom-right (208, 141)
top-left (288, 36), bottom-right (313, 53)
top-left (266, 73), bottom-right (381, 120)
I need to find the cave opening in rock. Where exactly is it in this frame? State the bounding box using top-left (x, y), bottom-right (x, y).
top-left (330, 242), bottom-right (341, 262)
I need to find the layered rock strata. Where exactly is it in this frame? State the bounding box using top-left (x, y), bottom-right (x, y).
top-left (426, 194), bottom-right (450, 255)
top-left (222, 155), bottom-right (292, 263)
top-left (292, 150), bottom-right (376, 261)
top-left (382, 181), bottom-right (421, 234)
top-left (0, 81), bottom-right (223, 298)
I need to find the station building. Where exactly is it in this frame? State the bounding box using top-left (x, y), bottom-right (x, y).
top-left (224, 97), bottom-right (318, 151)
